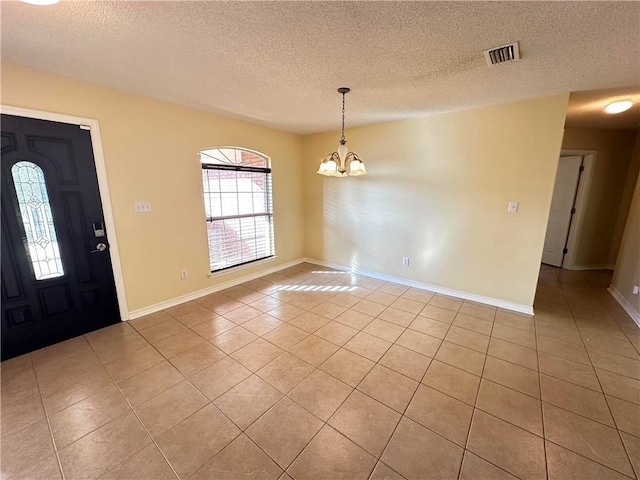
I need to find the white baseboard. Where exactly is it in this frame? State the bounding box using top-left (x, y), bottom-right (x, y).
top-left (128, 258), bottom-right (305, 319)
top-left (569, 264), bottom-right (615, 271)
top-left (129, 256), bottom-right (537, 320)
top-left (303, 258), bottom-right (534, 315)
top-left (608, 286), bottom-right (640, 328)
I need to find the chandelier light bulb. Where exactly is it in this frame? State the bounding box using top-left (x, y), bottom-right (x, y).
top-left (325, 159), bottom-right (338, 175)
top-left (349, 159), bottom-right (367, 176)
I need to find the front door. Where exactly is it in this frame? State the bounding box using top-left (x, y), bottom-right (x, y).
top-left (1, 114), bottom-right (120, 360)
top-left (541, 155), bottom-right (583, 267)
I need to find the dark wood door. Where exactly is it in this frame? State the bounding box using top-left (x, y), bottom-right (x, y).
top-left (1, 114), bottom-right (120, 360)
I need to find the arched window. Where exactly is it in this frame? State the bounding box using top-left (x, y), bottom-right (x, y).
top-left (200, 148), bottom-right (274, 272)
top-left (11, 161), bottom-right (64, 280)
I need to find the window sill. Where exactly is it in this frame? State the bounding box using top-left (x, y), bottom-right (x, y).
top-left (207, 256), bottom-right (278, 279)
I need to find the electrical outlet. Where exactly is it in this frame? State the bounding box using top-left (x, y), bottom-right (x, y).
top-left (402, 257), bottom-right (410, 266)
top-left (134, 202), bottom-right (152, 213)
top-left (180, 269), bottom-right (188, 280)
top-left (290, 242), bottom-right (295, 251)
top-left (633, 285), bottom-right (640, 295)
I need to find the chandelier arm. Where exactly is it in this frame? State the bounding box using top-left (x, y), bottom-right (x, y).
top-left (322, 152), bottom-right (345, 172)
top-left (320, 152), bottom-right (339, 161)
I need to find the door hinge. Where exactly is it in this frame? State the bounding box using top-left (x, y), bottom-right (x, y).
top-left (79, 124), bottom-right (91, 131)
top-left (579, 165), bottom-right (585, 172)
top-left (563, 247), bottom-right (568, 254)
top-left (571, 208), bottom-right (576, 214)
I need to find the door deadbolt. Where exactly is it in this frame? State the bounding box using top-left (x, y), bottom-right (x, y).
top-left (93, 222), bottom-right (106, 238)
top-left (91, 243), bottom-right (107, 253)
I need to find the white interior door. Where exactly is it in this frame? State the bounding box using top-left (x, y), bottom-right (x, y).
top-left (542, 156), bottom-right (583, 267)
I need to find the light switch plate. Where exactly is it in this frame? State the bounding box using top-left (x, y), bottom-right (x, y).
top-left (134, 202), bottom-right (152, 213)
top-left (507, 201), bottom-right (519, 213)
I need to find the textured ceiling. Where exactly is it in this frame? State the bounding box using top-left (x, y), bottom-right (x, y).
top-left (1, 1), bottom-right (639, 134)
top-left (566, 87), bottom-right (640, 130)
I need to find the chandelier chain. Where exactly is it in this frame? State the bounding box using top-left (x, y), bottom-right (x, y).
top-left (341, 91), bottom-right (346, 143)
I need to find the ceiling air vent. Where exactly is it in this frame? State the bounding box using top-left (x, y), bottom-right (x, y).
top-left (484, 42), bottom-right (520, 66)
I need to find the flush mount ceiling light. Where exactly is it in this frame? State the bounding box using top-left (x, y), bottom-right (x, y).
top-left (20, 0), bottom-right (60, 4)
top-left (317, 87), bottom-right (367, 177)
top-left (605, 99), bottom-right (633, 114)
top-left (20, 0), bottom-right (60, 5)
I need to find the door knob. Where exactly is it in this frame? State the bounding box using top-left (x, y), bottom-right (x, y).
top-left (91, 243), bottom-right (107, 253)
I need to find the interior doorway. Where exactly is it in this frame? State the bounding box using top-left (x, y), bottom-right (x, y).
top-left (541, 150), bottom-right (596, 269)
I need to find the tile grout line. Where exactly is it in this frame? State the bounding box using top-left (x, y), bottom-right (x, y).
top-left (277, 308), bottom-right (403, 479)
top-left (552, 269), bottom-right (638, 479)
top-left (30, 353), bottom-right (67, 480)
top-left (101, 295), bottom-right (314, 470)
top-left (28, 341), bottom-right (131, 470)
top-left (455, 303), bottom-right (484, 480)
top-left (564, 274), bottom-right (638, 479)
top-left (236, 279), bottom-right (436, 478)
top-left (279, 309), bottom-right (412, 479)
top-left (363, 304), bottom-right (459, 480)
top-left (82, 337), bottom-right (183, 480)
top-left (243, 276), bottom-right (525, 479)
top-left (168, 340), bottom-right (317, 479)
top-left (460, 307), bottom-right (522, 480)
top-left (181, 273), bottom-right (342, 478)
top-left (0, 267), bottom-right (304, 479)
top-left (535, 271), bottom-right (550, 480)
top-left (148, 352), bottom-right (287, 479)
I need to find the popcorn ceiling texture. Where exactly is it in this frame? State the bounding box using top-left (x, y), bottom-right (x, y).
top-left (1, 1), bottom-right (638, 134)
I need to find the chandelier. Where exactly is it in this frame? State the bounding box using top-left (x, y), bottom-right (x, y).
top-left (317, 87), bottom-right (367, 177)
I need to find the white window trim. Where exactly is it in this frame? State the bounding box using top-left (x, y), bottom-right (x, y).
top-left (207, 255), bottom-right (279, 279)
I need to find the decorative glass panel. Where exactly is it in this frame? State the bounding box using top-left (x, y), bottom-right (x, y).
top-left (200, 148), bottom-right (269, 168)
top-left (11, 161), bottom-right (65, 280)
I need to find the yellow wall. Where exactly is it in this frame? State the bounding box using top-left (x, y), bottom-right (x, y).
top-left (1, 62), bottom-right (570, 314)
top-left (612, 134), bottom-right (640, 318)
top-left (1, 63), bottom-right (305, 313)
top-left (561, 128), bottom-right (637, 267)
top-left (302, 95), bottom-right (569, 310)
top-left (611, 130), bottom-right (640, 266)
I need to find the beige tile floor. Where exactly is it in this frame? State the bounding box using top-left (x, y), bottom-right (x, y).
top-left (2, 263), bottom-right (640, 479)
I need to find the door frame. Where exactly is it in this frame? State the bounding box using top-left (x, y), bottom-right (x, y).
top-left (1, 104), bottom-right (129, 321)
top-left (558, 149), bottom-right (597, 270)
